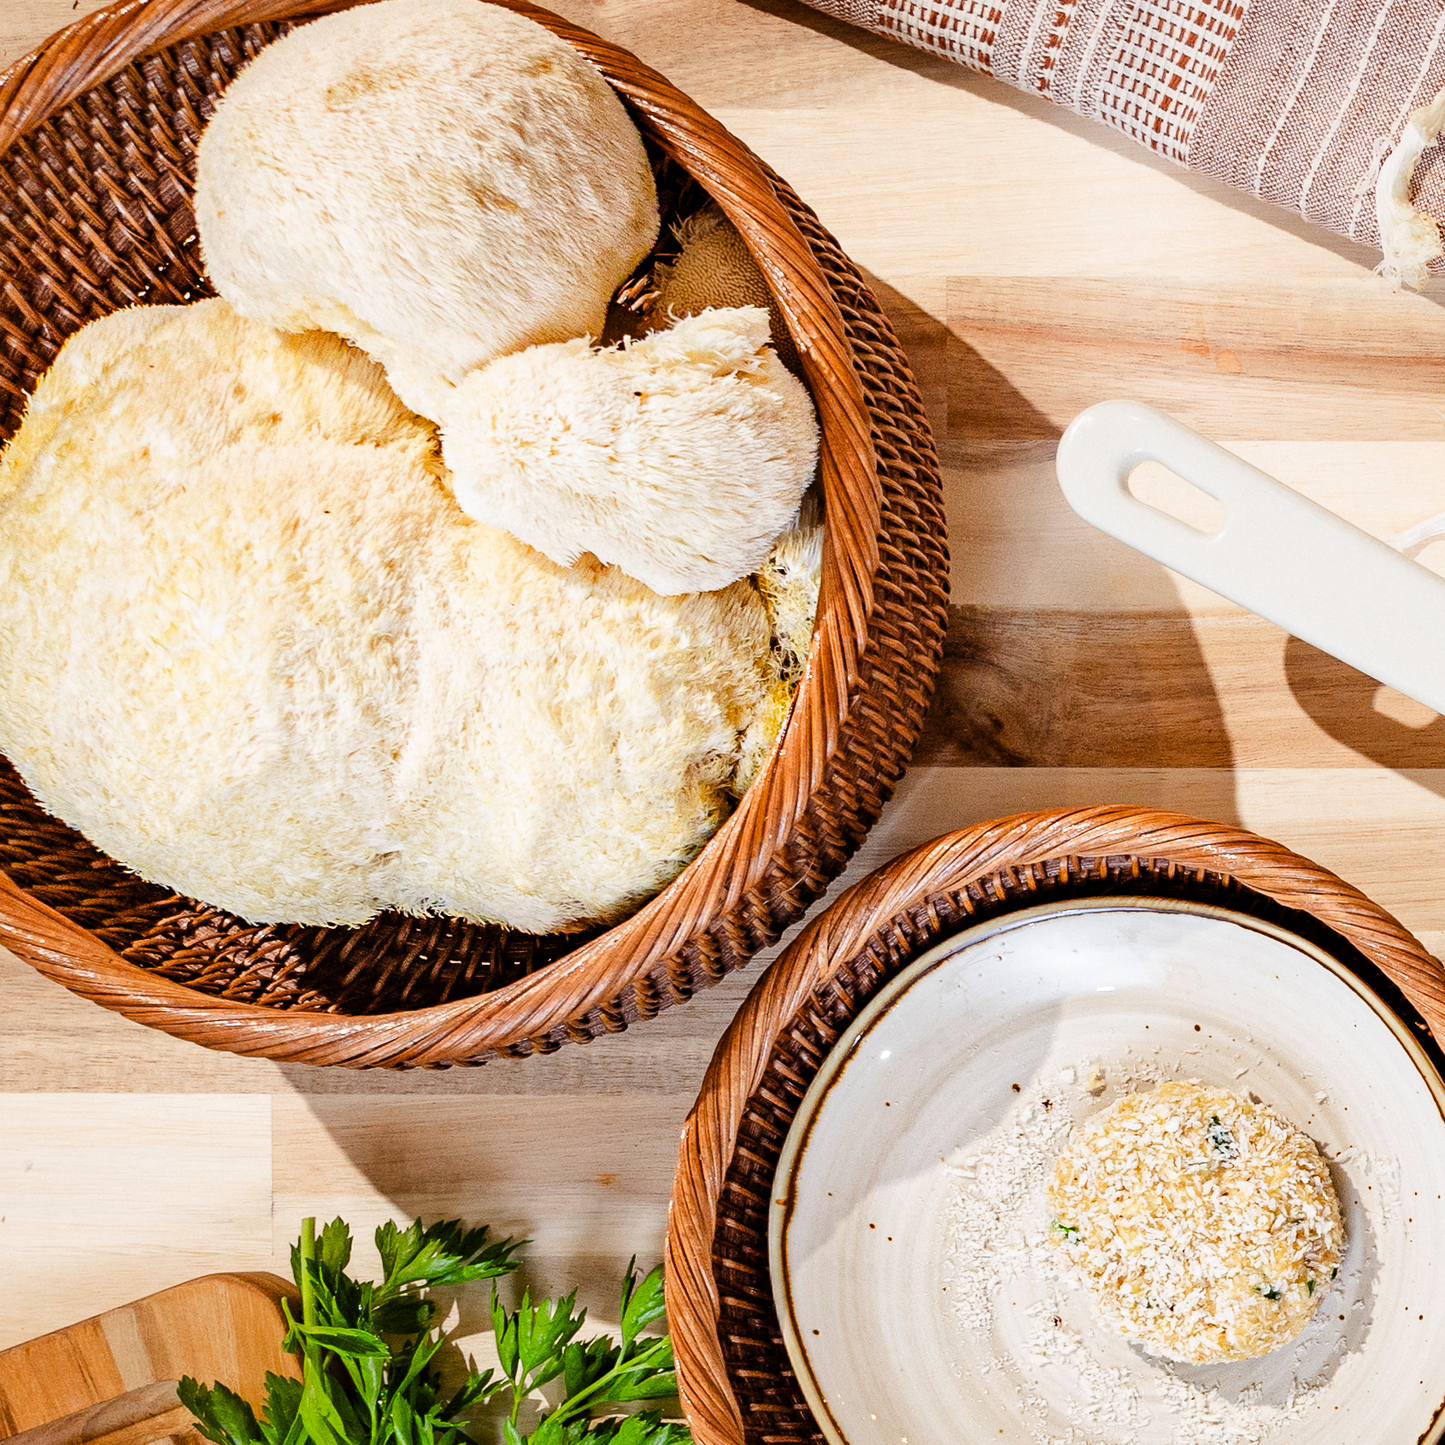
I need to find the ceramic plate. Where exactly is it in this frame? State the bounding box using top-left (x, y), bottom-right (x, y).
top-left (769, 898), bottom-right (1445, 1445)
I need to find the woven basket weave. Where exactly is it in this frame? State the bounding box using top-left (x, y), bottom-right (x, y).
top-left (665, 806), bottom-right (1445, 1445)
top-left (0, 0), bottom-right (948, 1066)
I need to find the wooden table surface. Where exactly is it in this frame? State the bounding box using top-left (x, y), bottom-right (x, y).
top-left (6, 0), bottom-right (1445, 1397)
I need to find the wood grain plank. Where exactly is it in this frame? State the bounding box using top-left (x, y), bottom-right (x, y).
top-left (271, 1094), bottom-right (685, 1256)
top-left (923, 606), bottom-right (1234, 767)
top-left (0, 1099), bottom-right (273, 1349)
top-left (0, 1324), bottom-right (123, 1440)
top-left (919, 608), bottom-right (1445, 769)
top-left (107, 1276), bottom-right (298, 1403)
top-left (851, 765), bottom-right (1445, 937)
top-left (0, 942), bottom-right (770, 1094)
top-left (710, 107), bottom-right (1377, 283)
top-left (0, 1278), bottom-right (296, 1442)
top-left (0, 954), bottom-right (294, 1093)
top-left (0, 4), bottom-right (112, 72)
top-left (944, 279), bottom-right (1445, 440)
top-left (940, 438), bottom-right (1445, 612)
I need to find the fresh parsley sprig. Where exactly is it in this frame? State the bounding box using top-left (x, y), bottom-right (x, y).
top-left (492, 1260), bottom-right (686, 1445)
top-left (178, 1217), bottom-right (688, 1445)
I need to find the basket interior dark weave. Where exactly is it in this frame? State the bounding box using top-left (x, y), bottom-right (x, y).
top-left (0, 6), bottom-right (948, 1034)
top-left (702, 852), bottom-right (1445, 1445)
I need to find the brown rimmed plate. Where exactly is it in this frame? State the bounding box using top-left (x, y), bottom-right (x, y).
top-left (769, 897), bottom-right (1445, 1445)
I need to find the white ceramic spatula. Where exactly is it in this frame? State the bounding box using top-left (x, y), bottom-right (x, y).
top-left (1055, 399), bottom-right (1445, 716)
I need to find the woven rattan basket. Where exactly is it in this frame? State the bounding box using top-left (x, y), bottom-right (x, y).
top-left (665, 805), bottom-right (1445, 1445)
top-left (0, 0), bottom-right (948, 1067)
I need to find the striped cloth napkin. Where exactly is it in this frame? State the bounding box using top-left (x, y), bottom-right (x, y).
top-left (803, 0), bottom-right (1445, 286)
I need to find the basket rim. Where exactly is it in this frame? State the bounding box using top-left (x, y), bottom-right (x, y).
top-left (0, 0), bottom-right (908, 1065)
top-left (663, 803), bottom-right (1445, 1445)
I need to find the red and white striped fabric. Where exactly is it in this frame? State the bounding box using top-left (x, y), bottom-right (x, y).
top-left (804, 0), bottom-right (1445, 281)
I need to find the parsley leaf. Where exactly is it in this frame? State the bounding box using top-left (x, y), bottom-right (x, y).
top-left (180, 1218), bottom-right (688, 1445)
top-left (493, 1261), bottom-right (681, 1440)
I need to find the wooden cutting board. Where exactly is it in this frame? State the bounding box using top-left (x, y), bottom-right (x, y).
top-left (0, 1274), bottom-right (299, 1444)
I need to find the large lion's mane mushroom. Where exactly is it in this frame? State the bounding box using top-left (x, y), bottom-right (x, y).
top-left (0, 302), bottom-right (781, 932)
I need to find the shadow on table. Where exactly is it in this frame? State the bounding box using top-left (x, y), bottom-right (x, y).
top-left (1284, 636), bottom-right (1445, 786)
top-left (864, 274), bottom-right (1241, 823)
top-left (275, 1088), bottom-right (683, 1385)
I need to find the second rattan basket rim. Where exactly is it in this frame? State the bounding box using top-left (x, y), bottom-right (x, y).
top-left (0, 0), bottom-right (918, 1065)
top-left (665, 804), bottom-right (1445, 1445)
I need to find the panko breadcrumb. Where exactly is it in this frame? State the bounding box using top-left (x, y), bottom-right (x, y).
top-left (1047, 1081), bottom-right (1342, 1363)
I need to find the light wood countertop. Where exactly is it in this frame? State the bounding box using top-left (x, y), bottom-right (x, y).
top-left (5, 0), bottom-right (1445, 1391)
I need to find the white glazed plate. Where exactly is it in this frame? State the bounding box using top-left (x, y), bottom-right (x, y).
top-left (768, 898), bottom-right (1445, 1445)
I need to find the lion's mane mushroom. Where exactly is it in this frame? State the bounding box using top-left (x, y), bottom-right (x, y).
top-left (438, 307), bottom-right (819, 596)
top-left (0, 301), bottom-right (782, 932)
top-left (195, 0), bottom-right (819, 596)
top-left (194, 0), bottom-right (661, 425)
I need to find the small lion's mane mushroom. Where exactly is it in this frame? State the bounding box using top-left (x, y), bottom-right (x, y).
top-left (439, 307), bottom-right (819, 596)
top-left (194, 0), bottom-right (660, 423)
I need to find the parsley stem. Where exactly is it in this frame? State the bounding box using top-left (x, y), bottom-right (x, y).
top-left (551, 1337), bottom-right (675, 1424)
top-left (300, 1216), bottom-right (318, 1330)
top-left (299, 1216), bottom-right (319, 1398)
